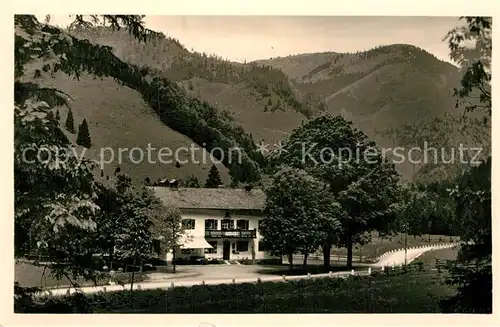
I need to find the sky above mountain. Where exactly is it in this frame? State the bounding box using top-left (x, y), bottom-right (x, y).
top-left (40, 15), bottom-right (460, 64)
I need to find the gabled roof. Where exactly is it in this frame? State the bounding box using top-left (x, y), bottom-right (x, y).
top-left (150, 187), bottom-right (265, 210)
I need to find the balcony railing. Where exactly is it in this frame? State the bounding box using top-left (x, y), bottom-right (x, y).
top-left (205, 229), bottom-right (257, 239)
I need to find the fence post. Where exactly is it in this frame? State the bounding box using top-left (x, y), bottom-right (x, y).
top-left (102, 287), bottom-right (106, 293)
top-left (307, 273), bottom-right (311, 279)
top-left (282, 275), bottom-right (286, 281)
top-left (170, 282), bottom-right (174, 289)
top-left (329, 271), bottom-right (333, 277)
top-left (232, 278), bottom-right (236, 284)
top-left (351, 269), bottom-right (355, 275)
top-left (368, 267), bottom-right (372, 275)
top-left (202, 280), bottom-right (205, 285)
top-left (257, 277), bottom-right (261, 283)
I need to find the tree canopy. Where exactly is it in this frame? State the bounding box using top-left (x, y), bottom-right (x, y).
top-left (268, 114), bottom-right (401, 268)
top-left (260, 166), bottom-right (342, 270)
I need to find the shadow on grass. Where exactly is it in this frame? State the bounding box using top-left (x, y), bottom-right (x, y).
top-left (256, 263), bottom-right (368, 276)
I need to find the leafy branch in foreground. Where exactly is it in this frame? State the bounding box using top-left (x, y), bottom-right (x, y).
top-left (444, 17), bottom-right (491, 114)
top-left (439, 16), bottom-right (492, 313)
top-left (14, 14), bottom-right (156, 287)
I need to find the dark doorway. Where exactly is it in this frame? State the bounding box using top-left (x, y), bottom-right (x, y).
top-left (223, 241), bottom-right (231, 260)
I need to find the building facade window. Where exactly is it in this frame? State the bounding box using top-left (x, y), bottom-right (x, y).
top-left (221, 219), bottom-right (234, 230)
top-left (205, 219), bottom-right (218, 230)
top-left (205, 241), bottom-right (218, 254)
top-left (236, 219), bottom-right (249, 230)
top-left (236, 241), bottom-right (249, 252)
top-left (181, 219), bottom-right (195, 230)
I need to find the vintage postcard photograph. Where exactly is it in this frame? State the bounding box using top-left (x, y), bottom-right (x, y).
top-left (4, 0), bottom-right (497, 325)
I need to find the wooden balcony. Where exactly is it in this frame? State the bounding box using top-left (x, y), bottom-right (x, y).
top-left (205, 229), bottom-right (257, 239)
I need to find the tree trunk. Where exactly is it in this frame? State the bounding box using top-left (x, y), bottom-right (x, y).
top-left (251, 241), bottom-right (256, 264)
top-left (172, 247), bottom-right (177, 273)
top-left (109, 244), bottom-right (114, 271)
top-left (346, 233), bottom-right (353, 269)
top-left (303, 253), bottom-right (308, 271)
top-left (130, 257), bottom-right (136, 291)
top-left (288, 254), bottom-right (293, 271)
top-left (322, 244), bottom-right (331, 269)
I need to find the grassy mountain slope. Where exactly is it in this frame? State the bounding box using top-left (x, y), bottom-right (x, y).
top-left (69, 27), bottom-right (309, 144)
top-left (182, 77), bottom-right (304, 144)
top-left (257, 44), bottom-right (463, 137)
top-left (21, 63), bottom-right (230, 184)
top-left (253, 52), bottom-right (339, 81)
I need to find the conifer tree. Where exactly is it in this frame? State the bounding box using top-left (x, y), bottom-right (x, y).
top-left (65, 108), bottom-right (75, 134)
top-left (76, 118), bottom-right (92, 148)
top-left (205, 164), bottom-right (223, 188)
top-left (185, 175), bottom-right (200, 188)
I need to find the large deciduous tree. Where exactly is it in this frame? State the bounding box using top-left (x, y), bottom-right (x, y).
top-left (268, 114), bottom-right (401, 269)
top-left (260, 166), bottom-right (342, 271)
top-left (151, 205), bottom-right (183, 273)
top-left (397, 184), bottom-right (456, 239)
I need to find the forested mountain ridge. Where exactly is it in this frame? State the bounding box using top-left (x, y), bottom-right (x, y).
top-left (30, 23), bottom-right (490, 184)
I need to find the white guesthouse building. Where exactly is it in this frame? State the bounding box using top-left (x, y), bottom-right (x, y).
top-left (151, 186), bottom-right (277, 262)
